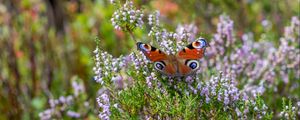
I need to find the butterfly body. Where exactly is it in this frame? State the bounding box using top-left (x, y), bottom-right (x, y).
top-left (137, 38), bottom-right (208, 77)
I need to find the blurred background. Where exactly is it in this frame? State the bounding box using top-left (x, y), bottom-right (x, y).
top-left (0, 0), bottom-right (299, 119)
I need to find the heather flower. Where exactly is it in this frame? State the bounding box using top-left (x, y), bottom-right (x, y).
top-left (147, 11), bottom-right (197, 54)
top-left (112, 75), bottom-right (124, 89)
top-left (94, 2), bottom-right (299, 118)
top-left (279, 99), bottom-right (299, 119)
top-left (39, 109), bottom-right (54, 120)
top-left (176, 23), bottom-right (198, 43)
top-left (66, 111), bottom-right (81, 118)
top-left (71, 78), bottom-right (85, 97)
top-left (97, 92), bottom-right (111, 120)
top-left (93, 43), bottom-right (132, 85)
top-left (201, 72), bottom-right (242, 105)
top-left (185, 76), bottom-right (193, 84)
top-left (209, 15), bottom-right (235, 56)
top-left (148, 11), bottom-right (160, 26)
top-left (205, 95), bottom-right (211, 103)
top-left (146, 72), bottom-right (156, 88)
top-left (133, 52), bottom-right (150, 71)
top-left (111, 1), bottom-right (144, 31)
top-left (284, 16), bottom-right (300, 43)
top-left (39, 78), bottom-right (91, 119)
top-left (199, 16), bottom-right (299, 102)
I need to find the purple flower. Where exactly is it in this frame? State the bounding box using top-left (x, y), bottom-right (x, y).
top-left (111, 1), bottom-right (144, 31)
top-left (185, 76), bottom-right (193, 84)
top-left (176, 23), bottom-right (198, 43)
top-left (71, 79), bottom-right (85, 97)
top-left (205, 95), bottom-right (211, 103)
top-left (201, 86), bottom-right (209, 96)
top-left (67, 111), bottom-right (81, 118)
top-left (97, 93), bottom-right (111, 120)
top-left (112, 75), bottom-right (124, 89)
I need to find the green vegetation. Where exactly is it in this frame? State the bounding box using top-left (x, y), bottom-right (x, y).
top-left (0, 0), bottom-right (299, 119)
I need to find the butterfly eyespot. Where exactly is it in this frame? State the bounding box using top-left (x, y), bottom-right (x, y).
top-left (138, 43), bottom-right (151, 52)
top-left (186, 60), bottom-right (200, 70)
top-left (154, 61), bottom-right (165, 70)
top-left (189, 62), bottom-right (197, 69)
top-left (193, 38), bottom-right (207, 49)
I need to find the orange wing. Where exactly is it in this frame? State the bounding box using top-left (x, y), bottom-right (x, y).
top-left (177, 38), bottom-right (208, 59)
top-left (176, 38), bottom-right (208, 76)
top-left (137, 42), bottom-right (167, 62)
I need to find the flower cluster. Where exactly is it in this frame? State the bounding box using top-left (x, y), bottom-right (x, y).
top-left (284, 16), bottom-right (300, 43)
top-left (93, 47), bottom-right (113, 84)
top-left (148, 11), bottom-right (160, 27)
top-left (39, 78), bottom-right (90, 120)
top-left (39, 95), bottom-right (74, 120)
top-left (208, 15), bottom-right (235, 57)
top-left (93, 46), bottom-right (128, 84)
top-left (111, 1), bottom-right (144, 31)
top-left (268, 16), bottom-right (300, 84)
top-left (188, 72), bottom-right (270, 119)
top-left (145, 72), bottom-right (157, 88)
top-left (201, 72), bottom-right (241, 105)
top-left (199, 16), bottom-right (300, 100)
top-left (72, 78), bottom-right (85, 97)
top-left (93, 2), bottom-right (300, 119)
top-left (176, 23), bottom-right (198, 43)
top-left (279, 99), bottom-right (300, 119)
top-left (147, 11), bottom-right (203, 55)
top-left (97, 92), bottom-right (111, 120)
top-left (147, 11), bottom-right (175, 54)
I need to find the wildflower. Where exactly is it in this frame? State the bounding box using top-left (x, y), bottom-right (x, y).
top-left (185, 76), bottom-right (193, 84)
top-left (39, 109), bottom-right (53, 120)
top-left (71, 79), bottom-right (85, 97)
top-left (67, 111), bottom-right (81, 118)
top-left (111, 1), bottom-right (144, 31)
top-left (146, 72), bottom-right (156, 88)
top-left (205, 95), bottom-right (210, 103)
top-left (148, 11), bottom-right (160, 26)
top-left (284, 16), bottom-right (299, 42)
top-left (97, 93), bottom-right (111, 120)
top-left (176, 23), bottom-right (198, 43)
top-left (112, 75), bottom-right (124, 89)
top-left (200, 86), bottom-right (209, 96)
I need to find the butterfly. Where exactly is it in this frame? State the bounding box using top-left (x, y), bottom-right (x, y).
top-left (137, 38), bottom-right (209, 77)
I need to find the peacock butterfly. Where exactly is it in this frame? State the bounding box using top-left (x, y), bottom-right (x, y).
top-left (137, 38), bottom-right (209, 77)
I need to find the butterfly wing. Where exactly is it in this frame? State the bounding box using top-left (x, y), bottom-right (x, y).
top-left (137, 42), bottom-right (167, 61)
top-left (137, 42), bottom-right (176, 76)
top-left (176, 38), bottom-right (209, 76)
top-left (137, 38), bottom-right (208, 77)
top-left (177, 38), bottom-right (208, 59)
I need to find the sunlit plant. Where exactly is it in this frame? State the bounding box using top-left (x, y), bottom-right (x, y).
top-left (93, 0), bottom-right (300, 119)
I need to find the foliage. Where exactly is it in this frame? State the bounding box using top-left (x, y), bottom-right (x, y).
top-left (93, 0), bottom-right (299, 119)
top-left (0, 0), bottom-right (299, 119)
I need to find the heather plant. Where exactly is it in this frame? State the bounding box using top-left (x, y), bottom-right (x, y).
top-left (1, 0), bottom-right (299, 119)
top-left (93, 1), bottom-right (299, 119)
top-left (279, 98), bottom-right (300, 119)
top-left (39, 77), bottom-right (96, 119)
